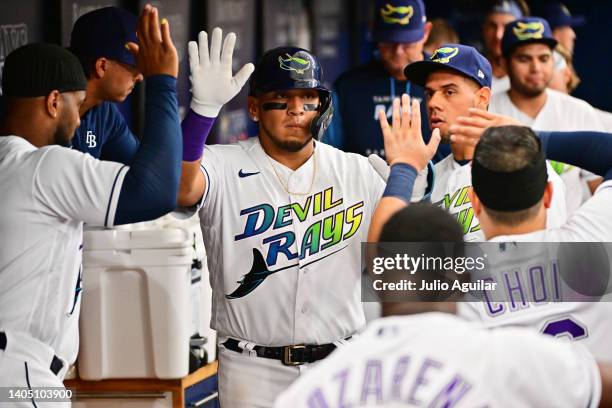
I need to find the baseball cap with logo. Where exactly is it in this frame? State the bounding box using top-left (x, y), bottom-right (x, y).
top-left (404, 44), bottom-right (492, 88)
top-left (372, 0), bottom-right (427, 44)
top-left (69, 7), bottom-right (138, 67)
top-left (536, 2), bottom-right (585, 30)
top-left (501, 17), bottom-right (558, 56)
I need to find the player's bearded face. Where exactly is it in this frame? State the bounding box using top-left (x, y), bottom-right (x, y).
top-left (507, 44), bottom-right (554, 97)
top-left (255, 90), bottom-right (320, 153)
top-left (425, 72), bottom-right (485, 143)
top-left (53, 91), bottom-right (86, 146)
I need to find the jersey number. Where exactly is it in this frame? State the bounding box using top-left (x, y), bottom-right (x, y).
top-left (542, 317), bottom-right (587, 340)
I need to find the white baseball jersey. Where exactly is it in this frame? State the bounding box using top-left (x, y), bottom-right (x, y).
top-left (596, 108), bottom-right (612, 131)
top-left (198, 138), bottom-right (385, 346)
top-left (459, 180), bottom-right (612, 362)
top-left (490, 89), bottom-right (605, 214)
top-left (274, 313), bottom-right (602, 407)
top-left (491, 74), bottom-right (510, 95)
top-left (420, 154), bottom-right (567, 241)
top-left (0, 136), bottom-right (126, 367)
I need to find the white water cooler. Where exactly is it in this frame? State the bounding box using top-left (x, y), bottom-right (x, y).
top-left (78, 228), bottom-right (194, 380)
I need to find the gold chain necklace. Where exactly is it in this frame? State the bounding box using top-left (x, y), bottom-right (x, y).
top-left (267, 150), bottom-right (317, 196)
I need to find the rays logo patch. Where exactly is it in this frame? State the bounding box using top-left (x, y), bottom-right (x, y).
top-left (380, 4), bottom-right (414, 25)
top-left (513, 21), bottom-right (545, 41)
top-left (278, 54), bottom-right (311, 74)
top-left (431, 47), bottom-right (459, 64)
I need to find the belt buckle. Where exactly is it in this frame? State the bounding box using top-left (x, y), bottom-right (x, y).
top-left (282, 344), bottom-right (306, 366)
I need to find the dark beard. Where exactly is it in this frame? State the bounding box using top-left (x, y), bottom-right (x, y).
top-left (52, 121), bottom-right (74, 147)
top-left (260, 122), bottom-right (313, 153)
top-left (508, 74), bottom-right (547, 98)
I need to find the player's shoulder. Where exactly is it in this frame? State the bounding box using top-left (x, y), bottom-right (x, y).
top-left (0, 135), bottom-right (35, 153)
top-left (0, 136), bottom-right (96, 172)
top-left (202, 137), bottom-right (265, 171)
top-left (317, 140), bottom-right (372, 167)
top-left (433, 154), bottom-right (461, 173)
top-left (0, 136), bottom-right (40, 169)
top-left (489, 89), bottom-right (511, 106)
top-left (547, 89), bottom-right (595, 111)
top-left (79, 101), bottom-right (123, 129)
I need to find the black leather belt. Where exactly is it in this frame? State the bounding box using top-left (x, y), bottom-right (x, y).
top-left (0, 332), bottom-right (64, 375)
top-left (223, 338), bottom-right (344, 366)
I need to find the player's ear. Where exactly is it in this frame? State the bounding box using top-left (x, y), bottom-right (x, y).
top-left (542, 181), bottom-right (553, 209)
top-left (45, 90), bottom-right (61, 119)
top-left (247, 96), bottom-right (259, 122)
top-left (475, 86), bottom-right (491, 110)
top-left (94, 57), bottom-right (109, 79)
top-left (469, 188), bottom-right (482, 217)
top-left (421, 22), bottom-right (433, 44)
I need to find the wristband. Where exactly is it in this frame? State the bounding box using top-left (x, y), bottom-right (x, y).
top-left (181, 109), bottom-right (215, 161)
top-left (383, 163), bottom-right (418, 203)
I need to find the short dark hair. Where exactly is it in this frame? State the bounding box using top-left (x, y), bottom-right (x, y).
top-left (74, 54), bottom-right (99, 80)
top-left (377, 203), bottom-right (466, 305)
top-left (380, 203), bottom-right (464, 243)
top-left (474, 126), bottom-right (544, 225)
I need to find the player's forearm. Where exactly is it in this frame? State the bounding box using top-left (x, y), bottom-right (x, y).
top-left (178, 160), bottom-right (206, 207)
top-left (177, 110), bottom-right (214, 206)
top-left (368, 197), bottom-right (408, 241)
top-left (539, 131), bottom-right (612, 180)
top-left (114, 75), bottom-right (182, 225)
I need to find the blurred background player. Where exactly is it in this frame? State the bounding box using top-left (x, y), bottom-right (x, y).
top-left (548, 44), bottom-right (612, 131)
top-left (323, 0), bottom-right (450, 163)
top-left (480, 0), bottom-right (528, 94)
top-left (535, 1), bottom-right (585, 55)
top-left (275, 202), bottom-right (608, 407)
top-left (548, 44), bottom-right (579, 95)
top-left (489, 17), bottom-right (604, 214)
top-left (423, 18), bottom-right (459, 55)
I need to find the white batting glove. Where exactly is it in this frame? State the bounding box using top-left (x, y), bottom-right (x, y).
top-left (188, 28), bottom-right (255, 117)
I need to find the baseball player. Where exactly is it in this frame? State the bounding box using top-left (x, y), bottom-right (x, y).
top-left (0, 7), bottom-right (180, 406)
top-left (369, 44), bottom-right (567, 242)
top-left (481, 0), bottom-right (526, 94)
top-left (535, 2), bottom-right (585, 55)
top-left (68, 7), bottom-right (253, 208)
top-left (177, 42), bottom-right (440, 406)
top-left (276, 204), bottom-right (607, 407)
top-left (445, 123), bottom-right (612, 363)
top-left (489, 17), bottom-right (604, 214)
top-left (370, 87), bottom-right (612, 363)
top-left (324, 0), bottom-right (450, 163)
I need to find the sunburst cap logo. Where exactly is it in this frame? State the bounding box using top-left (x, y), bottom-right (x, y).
top-left (512, 21), bottom-right (545, 41)
top-left (380, 4), bottom-right (414, 25)
top-left (278, 54), bottom-right (311, 74)
top-left (431, 46), bottom-right (459, 64)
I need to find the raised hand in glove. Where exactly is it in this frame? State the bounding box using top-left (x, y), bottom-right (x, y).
top-left (188, 27), bottom-right (255, 117)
